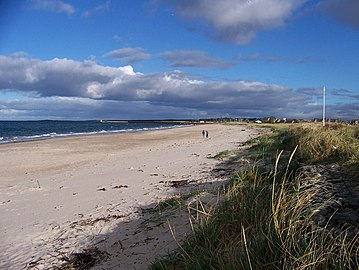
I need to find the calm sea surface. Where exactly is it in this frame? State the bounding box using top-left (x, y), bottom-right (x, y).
top-left (0, 120), bottom-right (184, 144)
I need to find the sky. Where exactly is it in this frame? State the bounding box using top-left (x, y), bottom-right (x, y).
top-left (0, 0), bottom-right (358, 120)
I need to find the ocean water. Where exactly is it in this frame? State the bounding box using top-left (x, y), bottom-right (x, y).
top-left (0, 120), bottom-right (184, 144)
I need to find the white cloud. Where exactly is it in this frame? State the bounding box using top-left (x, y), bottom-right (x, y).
top-left (105, 47), bottom-right (151, 64)
top-left (82, 0), bottom-right (111, 18)
top-left (30, 0), bottom-right (75, 15)
top-left (0, 54), bottom-right (357, 120)
top-left (163, 0), bottom-right (307, 44)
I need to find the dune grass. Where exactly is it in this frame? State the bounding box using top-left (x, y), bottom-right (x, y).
top-left (156, 190), bottom-right (209, 211)
top-left (150, 123), bottom-right (359, 270)
top-left (210, 150), bottom-right (236, 161)
top-left (284, 123), bottom-right (359, 166)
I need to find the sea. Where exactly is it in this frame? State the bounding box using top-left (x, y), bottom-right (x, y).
top-left (0, 120), bottom-right (185, 144)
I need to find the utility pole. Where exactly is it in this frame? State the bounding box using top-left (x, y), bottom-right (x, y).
top-left (322, 86), bottom-right (326, 127)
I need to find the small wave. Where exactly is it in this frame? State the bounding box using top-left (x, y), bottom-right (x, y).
top-left (0, 125), bottom-right (189, 144)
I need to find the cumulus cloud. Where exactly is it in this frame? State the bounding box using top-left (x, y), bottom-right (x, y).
top-left (161, 50), bottom-right (234, 68)
top-left (105, 47), bottom-right (151, 64)
top-left (319, 0), bottom-right (359, 29)
top-left (0, 54), bottom-right (357, 120)
top-left (0, 55), bottom-right (138, 99)
top-left (30, 0), bottom-right (75, 15)
top-left (162, 0), bottom-right (307, 44)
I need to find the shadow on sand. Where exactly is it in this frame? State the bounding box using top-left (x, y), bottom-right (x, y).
top-left (51, 168), bottom-right (233, 270)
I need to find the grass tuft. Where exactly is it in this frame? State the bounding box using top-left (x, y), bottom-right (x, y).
top-left (210, 150), bottom-right (236, 161)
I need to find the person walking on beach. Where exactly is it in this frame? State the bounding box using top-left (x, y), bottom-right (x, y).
top-left (202, 130), bottom-right (205, 138)
top-left (205, 130), bottom-right (209, 138)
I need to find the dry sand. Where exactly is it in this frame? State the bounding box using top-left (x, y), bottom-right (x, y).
top-left (0, 124), bottom-right (263, 269)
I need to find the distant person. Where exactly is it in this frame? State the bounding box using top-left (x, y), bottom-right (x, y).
top-left (202, 130), bottom-right (205, 138)
top-left (206, 130), bottom-right (209, 138)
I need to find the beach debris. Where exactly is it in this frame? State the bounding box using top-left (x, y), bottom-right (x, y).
top-left (111, 239), bottom-right (124, 249)
top-left (72, 192), bottom-right (77, 195)
top-left (158, 179), bottom-right (194, 187)
top-left (1, 200), bottom-right (11, 205)
top-left (70, 213), bottom-right (130, 227)
top-left (112, 185), bottom-right (128, 189)
top-left (59, 247), bottom-right (108, 269)
top-left (140, 206), bottom-right (157, 214)
top-left (150, 173), bottom-right (159, 176)
top-left (97, 187), bottom-right (106, 191)
top-left (212, 167), bottom-right (234, 177)
top-left (169, 180), bottom-right (191, 187)
top-left (138, 169), bottom-right (144, 172)
top-left (36, 180), bottom-right (41, 189)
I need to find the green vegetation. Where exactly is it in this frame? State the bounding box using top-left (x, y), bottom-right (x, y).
top-left (151, 123), bottom-right (359, 270)
top-left (156, 190), bottom-right (209, 211)
top-left (284, 124), bottom-right (359, 165)
top-left (210, 150), bottom-right (236, 161)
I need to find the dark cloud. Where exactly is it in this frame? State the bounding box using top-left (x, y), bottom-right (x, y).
top-left (331, 88), bottom-right (359, 98)
top-left (297, 87), bottom-right (324, 96)
top-left (160, 50), bottom-right (234, 68)
top-left (326, 103), bottom-right (359, 120)
top-left (237, 53), bottom-right (286, 62)
top-left (0, 54), bottom-right (357, 120)
top-left (298, 87), bottom-right (359, 100)
top-left (105, 47), bottom-right (150, 64)
top-left (0, 97), bottom-right (199, 120)
top-left (162, 0), bottom-right (308, 44)
top-left (319, 0), bottom-right (359, 29)
top-left (236, 53), bottom-right (326, 64)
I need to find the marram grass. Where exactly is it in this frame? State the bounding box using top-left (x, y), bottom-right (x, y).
top-left (150, 123), bottom-right (359, 270)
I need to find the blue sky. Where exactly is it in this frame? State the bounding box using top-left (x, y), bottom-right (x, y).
top-left (0, 0), bottom-right (358, 120)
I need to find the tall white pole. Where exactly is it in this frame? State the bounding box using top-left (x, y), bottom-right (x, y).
top-left (322, 86), bottom-right (326, 127)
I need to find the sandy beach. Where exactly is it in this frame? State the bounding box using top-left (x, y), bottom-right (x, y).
top-left (0, 124), bottom-right (263, 269)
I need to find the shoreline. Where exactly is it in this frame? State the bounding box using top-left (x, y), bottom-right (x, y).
top-left (0, 124), bottom-right (264, 269)
top-left (0, 122), bottom-right (193, 145)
